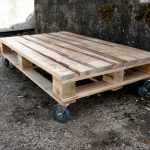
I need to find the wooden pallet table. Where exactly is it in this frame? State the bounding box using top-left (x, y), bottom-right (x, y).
top-left (0, 31), bottom-right (150, 123)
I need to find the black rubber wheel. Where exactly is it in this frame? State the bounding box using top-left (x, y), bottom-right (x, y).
top-left (138, 80), bottom-right (150, 97)
top-left (144, 80), bottom-right (150, 92)
top-left (51, 104), bottom-right (70, 123)
top-left (138, 86), bottom-right (147, 97)
top-left (2, 58), bottom-right (9, 68)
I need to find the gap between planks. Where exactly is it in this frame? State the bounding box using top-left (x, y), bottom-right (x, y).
top-left (63, 71), bottom-right (150, 103)
top-left (2, 53), bottom-right (150, 105)
top-left (2, 53), bottom-right (68, 105)
top-left (0, 39), bottom-right (77, 80)
top-left (23, 35), bottom-right (123, 69)
top-left (14, 36), bottom-right (113, 74)
top-left (48, 33), bottom-right (140, 64)
top-left (59, 31), bottom-right (150, 62)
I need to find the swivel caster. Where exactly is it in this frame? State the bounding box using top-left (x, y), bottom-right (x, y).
top-left (138, 80), bottom-right (150, 97)
top-left (2, 58), bottom-right (10, 68)
top-left (51, 104), bottom-right (70, 123)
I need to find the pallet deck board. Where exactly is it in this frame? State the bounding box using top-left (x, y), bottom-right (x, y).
top-left (23, 35), bottom-right (117, 69)
top-left (14, 36), bottom-right (96, 76)
top-left (60, 31), bottom-right (150, 57)
top-left (48, 33), bottom-right (139, 64)
top-left (60, 32), bottom-right (150, 63)
top-left (19, 36), bottom-right (113, 72)
top-left (0, 37), bottom-right (77, 80)
top-left (30, 34), bottom-right (123, 68)
top-left (0, 32), bottom-right (150, 106)
top-left (54, 32), bottom-right (150, 63)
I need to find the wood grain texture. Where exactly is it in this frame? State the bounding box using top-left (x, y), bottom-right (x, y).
top-left (0, 32), bottom-right (150, 105)
top-left (0, 37), bottom-right (77, 80)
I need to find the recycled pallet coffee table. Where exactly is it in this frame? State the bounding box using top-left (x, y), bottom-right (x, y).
top-left (0, 31), bottom-right (150, 123)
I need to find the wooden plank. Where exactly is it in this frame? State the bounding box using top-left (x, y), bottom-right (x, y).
top-left (58, 32), bottom-right (149, 61)
top-left (14, 36), bottom-right (95, 76)
top-left (2, 53), bottom-right (66, 105)
top-left (63, 71), bottom-right (150, 103)
top-left (3, 53), bottom-right (19, 65)
top-left (47, 33), bottom-right (138, 65)
top-left (60, 31), bottom-right (150, 60)
top-left (56, 32), bottom-right (150, 63)
top-left (0, 37), bottom-right (77, 80)
top-left (22, 35), bottom-right (113, 71)
top-left (33, 34), bottom-right (127, 65)
top-left (51, 33), bottom-right (139, 59)
top-left (63, 61), bottom-right (150, 84)
top-left (31, 34), bottom-right (123, 68)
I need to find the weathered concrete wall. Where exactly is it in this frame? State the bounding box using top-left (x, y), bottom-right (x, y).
top-left (35, 0), bottom-right (150, 51)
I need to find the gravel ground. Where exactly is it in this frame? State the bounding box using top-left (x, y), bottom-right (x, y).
top-left (0, 56), bottom-right (150, 150)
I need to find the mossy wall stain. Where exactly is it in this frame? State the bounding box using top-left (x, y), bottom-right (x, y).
top-left (135, 4), bottom-right (150, 27)
top-left (99, 4), bottom-right (117, 22)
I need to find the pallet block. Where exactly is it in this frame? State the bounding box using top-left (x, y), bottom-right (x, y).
top-left (18, 55), bottom-right (33, 69)
top-left (53, 78), bottom-right (76, 100)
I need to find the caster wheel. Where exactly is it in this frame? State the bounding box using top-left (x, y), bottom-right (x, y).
top-left (138, 86), bottom-right (147, 97)
top-left (138, 80), bottom-right (150, 97)
top-left (144, 80), bottom-right (150, 92)
top-left (51, 104), bottom-right (70, 123)
top-left (2, 58), bottom-right (9, 68)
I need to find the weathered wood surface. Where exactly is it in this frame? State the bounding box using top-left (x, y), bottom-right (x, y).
top-left (1, 32), bottom-right (150, 81)
top-left (0, 32), bottom-right (150, 105)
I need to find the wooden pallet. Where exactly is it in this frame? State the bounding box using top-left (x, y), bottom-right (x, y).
top-left (0, 31), bottom-right (150, 106)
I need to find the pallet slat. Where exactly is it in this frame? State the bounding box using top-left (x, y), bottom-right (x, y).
top-left (0, 37), bottom-right (77, 80)
top-left (14, 36), bottom-right (96, 76)
top-left (21, 35), bottom-right (113, 72)
top-left (38, 34), bottom-right (128, 63)
top-left (60, 31), bottom-right (150, 59)
top-left (49, 33), bottom-right (139, 65)
top-left (31, 34), bottom-right (123, 68)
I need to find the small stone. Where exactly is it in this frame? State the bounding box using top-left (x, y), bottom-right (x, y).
top-left (97, 94), bottom-right (101, 97)
top-left (145, 106), bottom-right (150, 111)
top-left (17, 96), bottom-right (24, 98)
top-left (37, 105), bottom-right (41, 109)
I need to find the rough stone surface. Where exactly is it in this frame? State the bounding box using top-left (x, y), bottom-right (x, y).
top-left (35, 0), bottom-right (150, 51)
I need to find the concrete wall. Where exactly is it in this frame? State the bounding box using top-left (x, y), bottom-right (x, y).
top-left (35, 0), bottom-right (150, 51)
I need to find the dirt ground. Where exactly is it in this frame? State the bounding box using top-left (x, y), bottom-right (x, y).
top-left (0, 56), bottom-right (150, 150)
